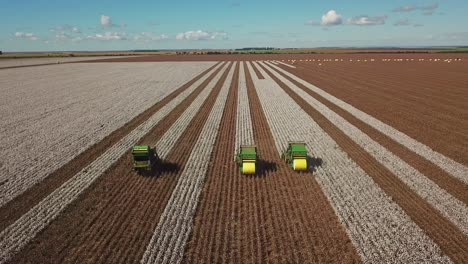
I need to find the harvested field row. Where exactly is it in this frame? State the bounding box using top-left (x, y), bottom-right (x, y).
top-left (52, 62), bottom-right (232, 264)
top-left (273, 62), bottom-right (468, 183)
top-left (0, 62), bottom-right (216, 207)
top-left (0, 62), bottom-right (220, 232)
top-left (5, 62), bottom-right (230, 264)
top-left (1, 57), bottom-right (466, 264)
top-left (0, 62), bottom-right (225, 263)
top-left (281, 60), bottom-right (468, 167)
top-left (141, 62), bottom-right (236, 264)
top-left (154, 63), bottom-right (230, 159)
top-left (234, 62), bottom-right (254, 154)
top-left (248, 62), bottom-right (450, 263)
top-left (264, 63), bottom-right (468, 206)
top-left (186, 61), bottom-right (361, 263)
top-left (250, 62), bottom-right (264, 79)
top-left (261, 61), bottom-right (468, 235)
top-left (258, 62), bottom-right (468, 263)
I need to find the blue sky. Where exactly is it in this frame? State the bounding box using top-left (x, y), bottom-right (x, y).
top-left (1, 0), bottom-right (467, 51)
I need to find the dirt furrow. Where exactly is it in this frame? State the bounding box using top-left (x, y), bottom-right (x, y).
top-left (0, 62), bottom-right (220, 232)
top-left (250, 61), bottom-right (264, 79)
top-left (4, 62), bottom-right (230, 264)
top-left (258, 62), bottom-right (467, 263)
top-left (260, 61), bottom-right (468, 235)
top-left (279, 61), bottom-right (468, 167)
top-left (264, 62), bottom-right (467, 204)
top-left (184, 62), bottom-right (243, 263)
top-left (141, 62), bottom-right (235, 264)
top-left (184, 61), bottom-right (361, 263)
top-left (274, 62), bottom-right (468, 183)
top-left (0, 62), bottom-right (216, 207)
top-left (67, 62), bottom-right (232, 264)
top-left (297, 63), bottom-right (466, 129)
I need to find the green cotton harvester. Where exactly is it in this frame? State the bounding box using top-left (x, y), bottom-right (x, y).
top-left (281, 141), bottom-right (308, 171)
top-left (131, 145), bottom-right (158, 171)
top-left (236, 145), bottom-right (257, 175)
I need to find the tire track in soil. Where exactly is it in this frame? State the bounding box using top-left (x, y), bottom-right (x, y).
top-left (184, 62), bottom-right (361, 263)
top-left (258, 63), bottom-right (468, 263)
top-left (7, 62), bottom-right (230, 264)
top-left (0, 62), bottom-right (220, 232)
top-left (265, 62), bottom-right (468, 204)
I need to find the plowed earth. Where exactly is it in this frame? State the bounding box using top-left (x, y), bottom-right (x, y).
top-left (279, 60), bottom-right (468, 166)
top-left (7, 63), bottom-right (230, 264)
top-left (184, 62), bottom-right (360, 263)
top-left (258, 62), bottom-right (468, 263)
top-left (2, 55), bottom-right (467, 264)
top-left (83, 53), bottom-right (468, 62)
top-left (0, 63), bottom-right (220, 232)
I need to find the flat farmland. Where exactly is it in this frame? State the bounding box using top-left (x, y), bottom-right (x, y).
top-left (0, 56), bottom-right (144, 69)
top-left (0, 55), bottom-right (466, 264)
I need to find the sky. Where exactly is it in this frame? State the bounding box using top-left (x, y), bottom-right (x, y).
top-left (1, 0), bottom-right (467, 51)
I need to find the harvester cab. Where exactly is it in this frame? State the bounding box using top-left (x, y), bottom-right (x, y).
top-left (131, 145), bottom-right (157, 171)
top-left (236, 145), bottom-right (257, 175)
top-left (281, 141), bottom-right (308, 171)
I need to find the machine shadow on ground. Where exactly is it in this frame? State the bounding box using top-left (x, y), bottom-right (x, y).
top-left (307, 156), bottom-right (323, 173)
top-left (254, 159), bottom-right (278, 177)
top-left (140, 160), bottom-right (180, 177)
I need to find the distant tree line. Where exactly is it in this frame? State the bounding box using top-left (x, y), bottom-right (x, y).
top-left (235, 47), bottom-right (276, 51)
top-left (131, 49), bottom-right (160, 52)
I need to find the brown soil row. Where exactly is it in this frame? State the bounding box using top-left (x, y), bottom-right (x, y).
top-left (259, 63), bottom-right (468, 263)
top-left (268, 63), bottom-right (468, 205)
top-left (8, 62), bottom-right (231, 264)
top-left (0, 62), bottom-right (220, 233)
top-left (281, 61), bottom-right (468, 166)
top-left (250, 62), bottom-right (264, 79)
top-left (83, 53), bottom-right (468, 62)
top-left (184, 62), bottom-right (360, 263)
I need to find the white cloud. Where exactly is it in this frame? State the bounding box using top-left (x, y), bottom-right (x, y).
top-left (393, 2), bottom-right (439, 15)
top-left (347, 15), bottom-right (387, 26)
top-left (50, 25), bottom-right (82, 34)
top-left (15, 32), bottom-right (38, 40)
top-left (321, 10), bottom-right (343, 26)
top-left (393, 5), bottom-right (416, 12)
top-left (87, 31), bottom-right (127, 41)
top-left (101, 15), bottom-right (111, 27)
top-left (134, 32), bottom-right (169, 41)
top-left (175, 30), bottom-right (228, 41)
top-left (72, 37), bottom-right (83, 42)
top-left (394, 18), bottom-right (411, 26)
top-left (56, 33), bottom-right (71, 40)
top-left (71, 27), bottom-right (81, 33)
